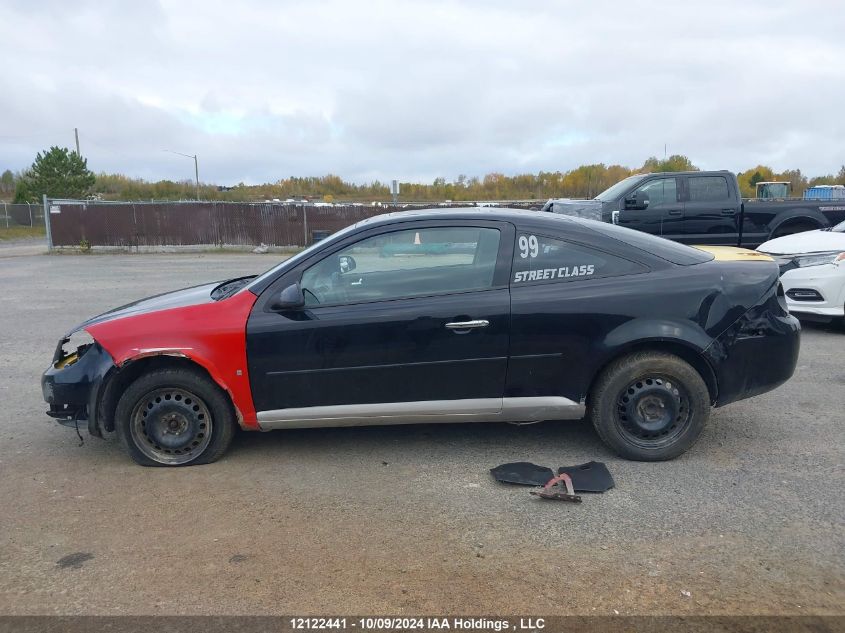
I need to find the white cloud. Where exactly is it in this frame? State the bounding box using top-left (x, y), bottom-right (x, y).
top-left (1, 0), bottom-right (843, 184)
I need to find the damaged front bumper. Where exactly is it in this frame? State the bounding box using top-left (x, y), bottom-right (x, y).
top-left (41, 337), bottom-right (116, 437)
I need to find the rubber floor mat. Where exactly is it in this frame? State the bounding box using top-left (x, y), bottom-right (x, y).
top-left (490, 462), bottom-right (555, 486)
top-left (557, 461), bottom-right (615, 493)
top-left (491, 461), bottom-right (615, 493)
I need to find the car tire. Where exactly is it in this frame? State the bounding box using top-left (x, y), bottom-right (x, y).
top-left (115, 368), bottom-right (237, 467)
top-left (588, 352), bottom-right (710, 461)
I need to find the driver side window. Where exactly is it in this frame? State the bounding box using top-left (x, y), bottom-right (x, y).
top-left (300, 226), bottom-right (501, 306)
top-left (634, 178), bottom-right (677, 207)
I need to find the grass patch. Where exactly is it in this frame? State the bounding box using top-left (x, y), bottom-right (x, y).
top-left (0, 225), bottom-right (46, 242)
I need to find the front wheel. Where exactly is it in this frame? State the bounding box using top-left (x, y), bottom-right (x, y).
top-left (588, 352), bottom-right (711, 461)
top-left (115, 368), bottom-right (237, 466)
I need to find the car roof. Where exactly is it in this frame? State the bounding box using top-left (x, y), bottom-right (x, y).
top-left (354, 206), bottom-right (579, 230)
top-left (353, 207), bottom-right (713, 265)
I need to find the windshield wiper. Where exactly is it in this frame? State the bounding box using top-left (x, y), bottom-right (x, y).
top-left (212, 276), bottom-right (256, 300)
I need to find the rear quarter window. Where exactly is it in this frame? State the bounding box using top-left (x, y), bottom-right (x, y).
top-left (565, 217), bottom-right (715, 265)
top-left (512, 233), bottom-right (647, 285)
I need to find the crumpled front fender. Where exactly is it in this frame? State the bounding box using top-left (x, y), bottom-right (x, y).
top-left (86, 290), bottom-right (261, 429)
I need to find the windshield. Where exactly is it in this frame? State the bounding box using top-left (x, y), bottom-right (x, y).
top-left (595, 175), bottom-right (647, 202)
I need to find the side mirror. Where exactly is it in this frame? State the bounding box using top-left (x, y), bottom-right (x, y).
top-left (271, 282), bottom-right (305, 311)
top-left (625, 191), bottom-right (650, 210)
top-left (338, 255), bottom-right (356, 273)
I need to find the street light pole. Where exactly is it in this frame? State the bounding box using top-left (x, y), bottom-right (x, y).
top-left (193, 155), bottom-right (199, 200)
top-left (164, 150), bottom-right (200, 200)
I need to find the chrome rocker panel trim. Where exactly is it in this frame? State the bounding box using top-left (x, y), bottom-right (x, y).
top-left (256, 396), bottom-right (585, 429)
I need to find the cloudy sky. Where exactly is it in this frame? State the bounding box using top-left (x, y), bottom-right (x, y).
top-left (1, 0), bottom-right (843, 185)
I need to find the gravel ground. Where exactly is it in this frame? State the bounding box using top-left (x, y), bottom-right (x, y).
top-left (0, 252), bottom-right (842, 616)
top-left (0, 238), bottom-right (45, 259)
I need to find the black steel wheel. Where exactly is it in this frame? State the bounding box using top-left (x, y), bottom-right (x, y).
top-left (116, 368), bottom-right (236, 467)
top-left (589, 352), bottom-right (710, 461)
top-left (615, 375), bottom-right (691, 449)
top-left (129, 387), bottom-right (213, 465)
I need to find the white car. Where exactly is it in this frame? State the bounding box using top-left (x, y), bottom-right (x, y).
top-left (758, 220), bottom-right (845, 322)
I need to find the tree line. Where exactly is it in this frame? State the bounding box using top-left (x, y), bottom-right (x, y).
top-left (4, 147), bottom-right (844, 204)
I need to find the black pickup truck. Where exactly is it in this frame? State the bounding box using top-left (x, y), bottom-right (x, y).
top-left (542, 170), bottom-right (845, 247)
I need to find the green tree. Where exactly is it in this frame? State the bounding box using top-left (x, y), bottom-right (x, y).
top-left (736, 165), bottom-right (774, 197)
top-left (749, 170), bottom-right (765, 188)
top-left (18, 158), bottom-right (841, 203)
top-left (777, 169), bottom-right (807, 197)
top-left (641, 155), bottom-right (698, 173)
top-left (0, 169), bottom-right (14, 198)
top-left (12, 172), bottom-right (32, 203)
top-left (17, 147), bottom-right (96, 201)
top-left (813, 166), bottom-right (845, 187)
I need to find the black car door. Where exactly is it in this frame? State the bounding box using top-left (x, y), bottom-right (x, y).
top-left (615, 176), bottom-right (683, 237)
top-left (246, 220), bottom-right (514, 420)
top-left (507, 231), bottom-right (650, 404)
top-left (677, 174), bottom-right (741, 244)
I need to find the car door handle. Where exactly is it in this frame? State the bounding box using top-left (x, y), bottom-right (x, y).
top-left (445, 320), bottom-right (489, 330)
top-left (668, 209), bottom-right (683, 216)
top-left (721, 209), bottom-right (737, 216)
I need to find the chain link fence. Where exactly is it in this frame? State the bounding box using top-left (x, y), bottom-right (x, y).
top-left (0, 202), bottom-right (45, 228)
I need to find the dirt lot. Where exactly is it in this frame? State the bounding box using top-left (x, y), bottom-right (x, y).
top-left (0, 252), bottom-right (842, 616)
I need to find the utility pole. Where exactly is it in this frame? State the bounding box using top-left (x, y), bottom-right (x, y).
top-left (193, 155), bottom-right (199, 201)
top-left (74, 128), bottom-right (80, 155)
top-left (164, 150), bottom-right (200, 200)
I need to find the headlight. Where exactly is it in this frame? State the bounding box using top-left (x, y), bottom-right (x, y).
top-left (54, 330), bottom-right (95, 369)
top-left (794, 252), bottom-right (845, 267)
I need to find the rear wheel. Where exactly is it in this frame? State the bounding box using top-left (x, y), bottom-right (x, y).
top-left (115, 368), bottom-right (236, 466)
top-left (588, 352), bottom-right (710, 461)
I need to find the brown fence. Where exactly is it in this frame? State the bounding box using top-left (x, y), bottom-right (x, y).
top-left (45, 200), bottom-right (544, 248)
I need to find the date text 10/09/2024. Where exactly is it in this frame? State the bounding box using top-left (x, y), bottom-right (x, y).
top-left (290, 617), bottom-right (546, 631)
